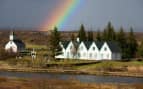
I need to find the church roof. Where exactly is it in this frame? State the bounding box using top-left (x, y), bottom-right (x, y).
top-left (13, 39), bottom-right (25, 48)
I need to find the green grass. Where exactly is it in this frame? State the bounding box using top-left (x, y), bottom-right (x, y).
top-left (75, 60), bottom-right (143, 70)
top-left (26, 43), bottom-right (47, 49)
top-left (47, 59), bottom-right (96, 65)
top-left (1, 54), bottom-right (143, 72)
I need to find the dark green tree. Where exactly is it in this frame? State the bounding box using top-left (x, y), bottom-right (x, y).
top-left (102, 28), bottom-right (108, 41)
top-left (126, 27), bottom-right (138, 58)
top-left (71, 33), bottom-right (75, 41)
top-left (96, 30), bottom-right (102, 41)
top-left (102, 22), bottom-right (116, 41)
top-left (106, 22), bottom-right (116, 41)
top-left (116, 27), bottom-right (128, 58)
top-left (87, 30), bottom-right (93, 41)
top-left (137, 40), bottom-right (143, 58)
top-left (78, 24), bottom-right (86, 41)
top-left (48, 27), bottom-right (61, 60)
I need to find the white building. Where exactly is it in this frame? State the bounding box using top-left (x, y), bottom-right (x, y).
top-left (5, 31), bottom-right (25, 53)
top-left (56, 40), bottom-right (121, 60)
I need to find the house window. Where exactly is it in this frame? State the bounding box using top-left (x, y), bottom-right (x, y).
top-left (78, 53), bottom-right (80, 57)
top-left (80, 46), bottom-right (83, 51)
top-left (67, 52), bottom-right (69, 58)
top-left (107, 54), bottom-right (109, 59)
top-left (104, 47), bottom-right (107, 51)
top-left (90, 53), bottom-right (92, 58)
top-left (70, 46), bottom-right (72, 49)
top-left (93, 47), bottom-right (95, 50)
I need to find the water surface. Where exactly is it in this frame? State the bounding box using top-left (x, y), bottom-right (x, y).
top-left (0, 71), bottom-right (143, 84)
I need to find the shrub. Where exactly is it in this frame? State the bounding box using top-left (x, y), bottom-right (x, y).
top-left (7, 59), bottom-right (19, 66)
top-left (95, 61), bottom-right (114, 71)
top-left (0, 48), bottom-right (18, 60)
top-left (0, 77), bottom-right (7, 83)
top-left (136, 58), bottom-right (143, 61)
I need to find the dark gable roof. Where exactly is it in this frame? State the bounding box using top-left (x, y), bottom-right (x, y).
top-left (94, 41), bottom-right (104, 50)
top-left (83, 41), bottom-right (93, 49)
top-left (61, 40), bottom-right (121, 53)
top-left (61, 41), bottom-right (70, 49)
top-left (13, 39), bottom-right (25, 48)
top-left (83, 41), bottom-right (104, 50)
top-left (73, 41), bottom-right (80, 48)
top-left (106, 41), bottom-right (121, 53)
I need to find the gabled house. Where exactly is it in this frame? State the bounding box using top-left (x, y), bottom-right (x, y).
top-left (100, 42), bottom-right (121, 60)
top-left (88, 42), bottom-right (103, 60)
top-left (56, 41), bottom-right (70, 58)
top-left (5, 31), bottom-right (25, 53)
top-left (56, 39), bottom-right (121, 60)
top-left (78, 41), bottom-right (89, 59)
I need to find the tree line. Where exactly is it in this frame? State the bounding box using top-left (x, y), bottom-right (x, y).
top-left (48, 22), bottom-right (143, 60)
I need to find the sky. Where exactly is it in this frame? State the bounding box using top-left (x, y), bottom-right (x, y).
top-left (0, 0), bottom-right (143, 31)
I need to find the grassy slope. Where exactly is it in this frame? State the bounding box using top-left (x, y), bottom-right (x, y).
top-left (75, 61), bottom-right (143, 70)
top-left (26, 43), bottom-right (47, 49)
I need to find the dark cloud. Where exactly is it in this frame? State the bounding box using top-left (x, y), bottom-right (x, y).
top-left (0, 0), bottom-right (143, 31)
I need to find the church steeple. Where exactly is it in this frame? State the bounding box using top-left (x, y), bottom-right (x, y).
top-left (9, 31), bottom-right (16, 41)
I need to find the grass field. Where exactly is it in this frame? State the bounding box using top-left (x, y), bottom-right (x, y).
top-left (26, 43), bottom-right (47, 49)
top-left (75, 60), bottom-right (143, 69)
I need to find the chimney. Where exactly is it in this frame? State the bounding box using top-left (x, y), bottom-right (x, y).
top-left (76, 37), bottom-right (80, 43)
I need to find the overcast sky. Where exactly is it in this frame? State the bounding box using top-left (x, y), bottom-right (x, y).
top-left (0, 0), bottom-right (143, 31)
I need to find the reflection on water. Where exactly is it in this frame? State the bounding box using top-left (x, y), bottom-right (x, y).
top-left (0, 71), bottom-right (143, 84)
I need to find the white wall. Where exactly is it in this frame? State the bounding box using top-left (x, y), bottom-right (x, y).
top-left (112, 53), bottom-right (121, 60)
top-left (77, 42), bottom-right (88, 60)
top-left (65, 41), bottom-right (75, 59)
top-left (88, 42), bottom-right (100, 60)
top-left (5, 41), bottom-right (17, 53)
top-left (56, 41), bottom-right (122, 60)
top-left (100, 42), bottom-right (112, 60)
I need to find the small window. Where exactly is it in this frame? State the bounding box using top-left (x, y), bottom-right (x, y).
top-left (93, 47), bottom-right (95, 50)
top-left (90, 53), bottom-right (92, 58)
top-left (107, 54), bottom-right (109, 58)
top-left (70, 46), bottom-right (72, 49)
top-left (67, 52), bottom-right (69, 57)
top-left (78, 53), bottom-right (80, 57)
top-left (80, 46), bottom-right (83, 50)
top-left (104, 47), bottom-right (107, 51)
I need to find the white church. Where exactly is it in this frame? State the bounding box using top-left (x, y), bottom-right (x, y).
top-left (5, 31), bottom-right (25, 53)
top-left (56, 38), bottom-right (122, 60)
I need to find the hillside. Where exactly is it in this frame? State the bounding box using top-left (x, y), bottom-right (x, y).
top-left (0, 30), bottom-right (48, 49)
top-left (0, 30), bottom-right (143, 49)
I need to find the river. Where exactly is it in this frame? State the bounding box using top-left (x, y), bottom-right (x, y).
top-left (0, 71), bottom-right (143, 84)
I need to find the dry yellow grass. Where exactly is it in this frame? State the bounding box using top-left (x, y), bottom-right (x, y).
top-left (0, 77), bottom-right (143, 89)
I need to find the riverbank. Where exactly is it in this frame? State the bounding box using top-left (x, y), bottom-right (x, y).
top-left (0, 60), bottom-right (143, 78)
top-left (0, 76), bottom-right (142, 89)
top-left (0, 67), bottom-right (143, 78)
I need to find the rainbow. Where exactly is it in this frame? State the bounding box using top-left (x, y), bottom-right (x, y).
top-left (41, 0), bottom-right (81, 31)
